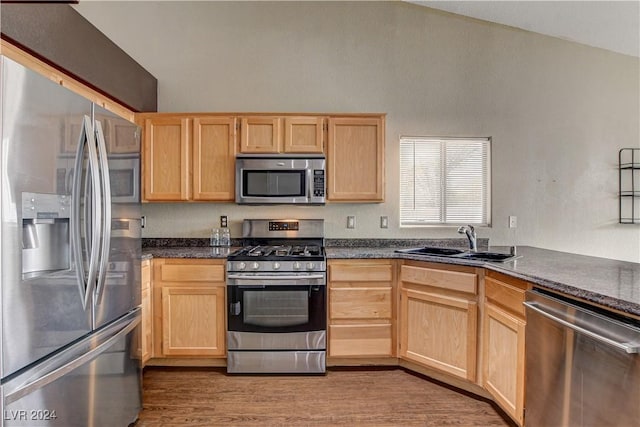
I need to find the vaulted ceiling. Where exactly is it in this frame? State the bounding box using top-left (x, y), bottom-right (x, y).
top-left (407, 1), bottom-right (639, 57)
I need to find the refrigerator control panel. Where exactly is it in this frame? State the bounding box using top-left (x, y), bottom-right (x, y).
top-left (22, 192), bottom-right (70, 219)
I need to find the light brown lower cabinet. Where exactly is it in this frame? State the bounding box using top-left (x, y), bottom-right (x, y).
top-left (152, 258), bottom-right (226, 358)
top-left (141, 259), bottom-right (152, 365)
top-left (399, 262), bottom-right (479, 382)
top-left (328, 260), bottom-right (395, 358)
top-left (482, 273), bottom-right (529, 426)
top-left (142, 255), bottom-right (527, 426)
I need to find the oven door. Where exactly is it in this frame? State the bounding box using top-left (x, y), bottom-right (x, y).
top-left (227, 273), bottom-right (326, 334)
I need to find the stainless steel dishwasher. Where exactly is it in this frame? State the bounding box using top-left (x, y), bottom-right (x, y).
top-left (524, 290), bottom-right (640, 427)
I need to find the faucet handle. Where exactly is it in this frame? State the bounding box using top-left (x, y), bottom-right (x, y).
top-left (457, 225), bottom-right (475, 234)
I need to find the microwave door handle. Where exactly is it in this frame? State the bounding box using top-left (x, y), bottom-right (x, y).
top-left (306, 167), bottom-right (313, 198)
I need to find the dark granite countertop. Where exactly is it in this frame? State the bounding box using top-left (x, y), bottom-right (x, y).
top-left (142, 243), bottom-right (640, 318)
top-left (327, 246), bottom-right (640, 318)
top-left (142, 246), bottom-right (236, 260)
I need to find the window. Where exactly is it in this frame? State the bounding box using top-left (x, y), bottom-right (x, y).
top-left (400, 137), bottom-right (491, 226)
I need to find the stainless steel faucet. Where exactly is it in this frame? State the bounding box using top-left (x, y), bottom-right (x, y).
top-left (457, 225), bottom-right (477, 252)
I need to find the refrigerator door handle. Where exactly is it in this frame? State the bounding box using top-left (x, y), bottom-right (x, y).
top-left (71, 115), bottom-right (101, 310)
top-left (3, 308), bottom-right (141, 405)
top-left (94, 120), bottom-right (112, 305)
top-left (71, 118), bottom-right (87, 305)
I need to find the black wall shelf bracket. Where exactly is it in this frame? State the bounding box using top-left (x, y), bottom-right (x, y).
top-left (619, 148), bottom-right (640, 224)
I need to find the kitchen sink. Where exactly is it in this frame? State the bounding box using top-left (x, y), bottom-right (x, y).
top-left (396, 247), bottom-right (519, 263)
top-left (453, 251), bottom-right (518, 262)
top-left (395, 246), bottom-right (466, 256)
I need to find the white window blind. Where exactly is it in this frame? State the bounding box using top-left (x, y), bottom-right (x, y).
top-left (400, 137), bottom-right (491, 226)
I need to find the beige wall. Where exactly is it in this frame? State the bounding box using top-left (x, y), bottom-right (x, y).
top-left (75, 1), bottom-right (640, 262)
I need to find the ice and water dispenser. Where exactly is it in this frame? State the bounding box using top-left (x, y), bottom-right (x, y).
top-left (22, 192), bottom-right (71, 278)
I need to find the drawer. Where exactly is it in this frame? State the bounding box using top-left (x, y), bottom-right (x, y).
top-left (160, 263), bottom-right (225, 282)
top-left (485, 277), bottom-right (526, 317)
top-left (329, 262), bottom-right (393, 282)
top-left (329, 324), bottom-right (393, 357)
top-left (330, 287), bottom-right (392, 320)
top-left (401, 265), bottom-right (477, 295)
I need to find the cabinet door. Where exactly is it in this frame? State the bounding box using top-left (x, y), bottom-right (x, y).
top-left (192, 117), bottom-right (237, 201)
top-left (143, 117), bottom-right (190, 201)
top-left (327, 117), bottom-right (384, 201)
top-left (400, 287), bottom-right (477, 381)
top-left (141, 260), bottom-right (152, 365)
top-left (283, 116), bottom-right (325, 153)
top-left (239, 116), bottom-right (282, 153)
top-left (161, 286), bottom-right (225, 357)
top-left (107, 117), bottom-right (140, 154)
top-left (483, 303), bottom-right (525, 426)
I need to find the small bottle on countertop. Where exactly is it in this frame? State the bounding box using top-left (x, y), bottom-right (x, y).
top-left (210, 228), bottom-right (220, 247)
top-left (220, 228), bottom-right (231, 247)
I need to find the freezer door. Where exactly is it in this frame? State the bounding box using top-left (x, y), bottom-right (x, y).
top-left (1, 309), bottom-right (142, 427)
top-left (1, 56), bottom-right (93, 378)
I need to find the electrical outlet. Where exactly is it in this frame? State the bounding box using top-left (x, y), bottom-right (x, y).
top-left (380, 216), bottom-right (389, 228)
top-left (141, 216), bottom-right (146, 229)
top-left (509, 216), bottom-right (517, 228)
top-left (347, 216), bottom-right (356, 229)
top-left (220, 215), bottom-right (228, 228)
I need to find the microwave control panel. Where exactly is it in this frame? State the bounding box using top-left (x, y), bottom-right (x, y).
top-left (313, 170), bottom-right (325, 197)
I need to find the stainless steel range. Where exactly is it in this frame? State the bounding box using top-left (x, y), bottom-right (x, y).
top-left (226, 219), bottom-right (326, 374)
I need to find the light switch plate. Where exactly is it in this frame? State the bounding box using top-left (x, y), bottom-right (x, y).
top-left (347, 216), bottom-right (356, 229)
top-left (509, 216), bottom-right (517, 228)
top-left (380, 216), bottom-right (388, 228)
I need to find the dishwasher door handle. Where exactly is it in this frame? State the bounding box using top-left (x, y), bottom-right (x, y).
top-left (524, 301), bottom-right (640, 354)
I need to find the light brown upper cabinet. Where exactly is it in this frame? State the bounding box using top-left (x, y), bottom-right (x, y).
top-left (142, 115), bottom-right (236, 202)
top-left (143, 116), bottom-right (190, 201)
top-left (192, 117), bottom-right (237, 201)
top-left (327, 116), bottom-right (385, 202)
top-left (239, 115), bottom-right (325, 154)
top-left (283, 116), bottom-right (325, 153)
top-left (239, 116), bottom-right (282, 153)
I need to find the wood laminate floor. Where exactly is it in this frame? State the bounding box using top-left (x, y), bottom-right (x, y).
top-left (134, 367), bottom-right (513, 426)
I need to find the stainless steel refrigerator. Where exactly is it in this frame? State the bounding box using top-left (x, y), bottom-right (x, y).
top-left (0, 56), bottom-right (142, 426)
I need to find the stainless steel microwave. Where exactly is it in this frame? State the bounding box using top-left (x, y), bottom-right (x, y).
top-left (235, 155), bottom-right (326, 205)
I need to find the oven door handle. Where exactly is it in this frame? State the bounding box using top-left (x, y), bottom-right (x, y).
top-left (237, 285), bottom-right (266, 289)
top-left (227, 274), bottom-right (325, 281)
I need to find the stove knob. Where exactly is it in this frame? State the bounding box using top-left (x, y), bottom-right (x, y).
top-left (306, 262), bottom-right (316, 271)
top-left (251, 262), bottom-right (260, 270)
top-left (293, 262), bottom-right (302, 270)
top-left (237, 262), bottom-right (246, 271)
top-left (273, 262), bottom-right (281, 270)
